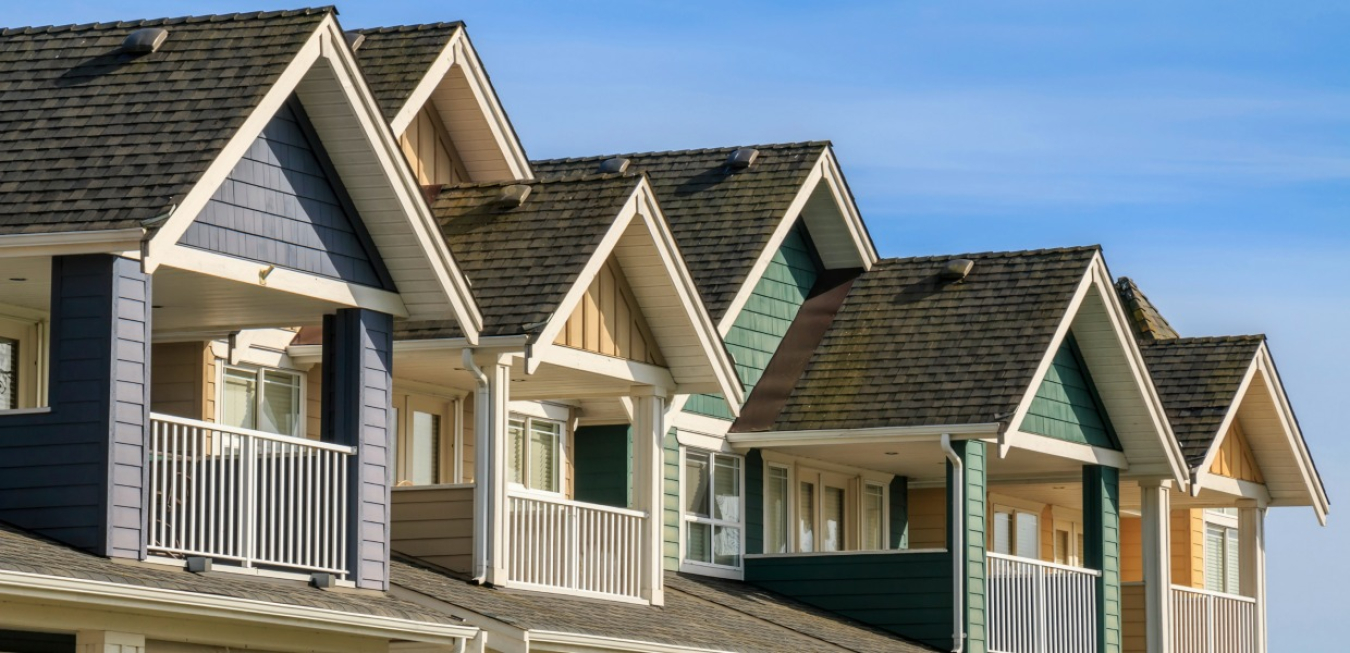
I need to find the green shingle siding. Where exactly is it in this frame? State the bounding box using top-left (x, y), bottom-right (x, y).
top-left (685, 222), bottom-right (821, 420)
top-left (1023, 334), bottom-right (1121, 450)
top-left (662, 428), bottom-right (681, 570)
top-left (950, 440), bottom-right (988, 653)
top-left (573, 425), bottom-right (631, 508)
top-left (1085, 465), bottom-right (1122, 653)
top-left (745, 450), bottom-right (764, 556)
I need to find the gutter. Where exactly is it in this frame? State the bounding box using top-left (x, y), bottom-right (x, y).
top-left (462, 348), bottom-right (491, 584)
top-left (940, 433), bottom-right (965, 653)
top-left (0, 227), bottom-right (147, 258)
top-left (528, 630), bottom-right (734, 653)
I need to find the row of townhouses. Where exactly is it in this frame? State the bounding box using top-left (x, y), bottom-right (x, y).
top-left (0, 7), bottom-right (1328, 653)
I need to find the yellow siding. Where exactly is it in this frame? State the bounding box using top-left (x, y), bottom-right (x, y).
top-left (1040, 504), bottom-right (1055, 562)
top-left (908, 487), bottom-right (947, 549)
top-left (151, 342), bottom-right (209, 420)
top-left (398, 104), bottom-right (465, 186)
top-left (1120, 516), bottom-right (1143, 582)
top-left (554, 258), bottom-right (665, 366)
top-left (1210, 420), bottom-right (1265, 483)
top-left (1118, 510), bottom-right (1204, 587)
top-left (1121, 582), bottom-right (1146, 653)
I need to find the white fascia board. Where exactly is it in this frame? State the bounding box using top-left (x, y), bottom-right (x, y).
top-left (0, 568), bottom-right (476, 643)
top-left (0, 228), bottom-right (145, 259)
top-left (532, 344), bottom-right (677, 391)
top-left (1193, 355), bottom-right (1260, 480)
top-left (145, 17), bottom-right (483, 342)
top-left (389, 27), bottom-right (533, 180)
top-left (528, 631), bottom-right (733, 653)
top-left (725, 422), bottom-right (1001, 450)
top-left (289, 335), bottom-right (529, 365)
top-left (816, 148), bottom-right (878, 266)
top-left (1003, 430), bottom-right (1130, 469)
top-left (1194, 472), bottom-right (1273, 506)
top-left (670, 410), bottom-right (733, 439)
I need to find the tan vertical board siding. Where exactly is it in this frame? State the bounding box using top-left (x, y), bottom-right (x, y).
top-left (390, 485), bottom-right (475, 573)
top-left (150, 342), bottom-right (207, 419)
top-left (1210, 420), bottom-right (1265, 483)
top-left (1120, 583), bottom-right (1146, 653)
top-left (202, 350), bottom-right (217, 423)
top-left (398, 105), bottom-right (464, 186)
top-left (1119, 516), bottom-right (1143, 582)
top-left (907, 487), bottom-right (948, 549)
top-left (306, 364), bottom-right (323, 441)
top-left (554, 259), bottom-right (666, 365)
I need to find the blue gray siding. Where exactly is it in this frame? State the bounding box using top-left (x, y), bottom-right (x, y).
top-left (0, 255), bottom-right (150, 559)
top-left (322, 308), bottom-right (394, 590)
top-left (182, 98), bottom-right (394, 290)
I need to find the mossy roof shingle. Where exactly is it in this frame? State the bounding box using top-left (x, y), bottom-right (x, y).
top-left (349, 22), bottom-right (462, 122)
top-left (1139, 336), bottom-right (1264, 466)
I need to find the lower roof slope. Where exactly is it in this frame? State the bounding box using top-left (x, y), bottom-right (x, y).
top-left (1138, 336), bottom-right (1265, 467)
top-left (533, 142), bottom-right (829, 322)
top-left (391, 558), bottom-right (937, 653)
top-left (0, 9), bottom-right (330, 234)
top-left (764, 246), bottom-right (1100, 432)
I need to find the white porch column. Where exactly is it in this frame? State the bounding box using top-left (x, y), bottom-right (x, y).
top-left (1140, 479), bottom-right (1173, 653)
top-left (631, 386), bottom-right (667, 606)
top-left (77, 631), bottom-right (144, 653)
top-left (471, 351), bottom-right (512, 586)
top-left (1239, 502), bottom-right (1267, 653)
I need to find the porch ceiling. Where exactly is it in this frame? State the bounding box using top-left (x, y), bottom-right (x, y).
top-left (153, 267), bottom-right (347, 334)
top-left (0, 257), bottom-right (53, 313)
top-left (392, 349), bottom-right (657, 401)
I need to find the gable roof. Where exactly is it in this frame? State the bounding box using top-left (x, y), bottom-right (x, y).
top-left (391, 558), bottom-right (938, 653)
top-left (1139, 336), bottom-right (1265, 466)
top-left (348, 22), bottom-right (463, 123)
top-left (0, 8), bottom-right (330, 235)
top-left (1116, 277), bottom-right (1180, 341)
top-left (533, 142), bottom-right (840, 322)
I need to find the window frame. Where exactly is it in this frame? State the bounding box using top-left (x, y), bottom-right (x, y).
top-left (507, 412), bottom-right (567, 495)
top-left (1203, 508), bottom-right (1241, 595)
top-left (756, 452), bottom-right (893, 556)
top-left (680, 447), bottom-right (746, 577)
top-left (0, 313), bottom-right (46, 412)
top-left (991, 503), bottom-right (1041, 560)
top-left (392, 393), bottom-right (459, 487)
top-left (217, 363), bottom-right (305, 438)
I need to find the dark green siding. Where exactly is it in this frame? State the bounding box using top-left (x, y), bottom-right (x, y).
top-left (573, 425), bottom-right (630, 508)
top-left (1022, 335), bottom-right (1120, 450)
top-left (662, 428), bottom-right (681, 570)
top-left (745, 450), bottom-right (764, 555)
top-left (1085, 465), bottom-right (1122, 653)
top-left (889, 476), bottom-right (909, 549)
top-left (685, 223), bottom-right (821, 419)
top-left (949, 440), bottom-right (988, 653)
top-left (746, 552), bottom-right (954, 650)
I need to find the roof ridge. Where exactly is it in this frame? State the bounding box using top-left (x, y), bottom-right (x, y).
top-left (439, 171), bottom-right (644, 192)
top-left (531, 140), bottom-right (832, 165)
top-left (877, 244), bottom-right (1101, 265)
top-left (1144, 334), bottom-right (1266, 346)
top-left (350, 21), bottom-right (465, 35)
top-left (0, 6), bottom-right (333, 34)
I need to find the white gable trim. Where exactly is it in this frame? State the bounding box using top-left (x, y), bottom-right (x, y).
top-left (529, 179), bottom-right (744, 410)
top-left (144, 16), bottom-right (482, 341)
top-left (1001, 253), bottom-right (1187, 484)
top-left (388, 27), bottom-right (532, 181)
top-left (717, 148), bottom-right (876, 335)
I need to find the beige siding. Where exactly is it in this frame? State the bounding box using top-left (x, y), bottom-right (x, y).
top-left (203, 351), bottom-right (217, 423)
top-left (1120, 516), bottom-right (1143, 582)
top-left (306, 363), bottom-right (322, 441)
top-left (462, 397), bottom-right (476, 482)
top-left (1121, 582), bottom-right (1146, 653)
top-left (151, 342), bottom-right (209, 420)
top-left (554, 258), bottom-right (665, 366)
top-left (908, 487), bottom-right (947, 549)
top-left (1210, 419), bottom-right (1265, 483)
top-left (398, 103), bottom-right (465, 186)
top-left (390, 485), bottom-right (474, 573)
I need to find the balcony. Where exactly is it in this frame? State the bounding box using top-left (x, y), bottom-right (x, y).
top-left (147, 413), bottom-right (354, 577)
top-left (987, 553), bottom-right (1101, 653)
top-left (1171, 585), bottom-right (1258, 653)
top-left (506, 491), bottom-right (646, 601)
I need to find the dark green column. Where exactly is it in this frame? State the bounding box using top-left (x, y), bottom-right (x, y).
top-left (1084, 465), bottom-right (1122, 653)
top-left (947, 440), bottom-right (987, 653)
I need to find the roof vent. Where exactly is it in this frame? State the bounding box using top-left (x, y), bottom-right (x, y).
top-left (345, 32), bottom-right (366, 52)
top-left (939, 259), bottom-right (974, 283)
top-left (491, 184), bottom-right (532, 211)
top-left (726, 148), bottom-right (759, 170)
top-left (598, 157), bottom-right (631, 174)
top-left (122, 27), bottom-right (168, 54)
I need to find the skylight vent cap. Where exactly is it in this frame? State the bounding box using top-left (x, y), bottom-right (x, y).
top-left (939, 259), bottom-right (974, 283)
top-left (345, 32), bottom-right (366, 52)
top-left (726, 148), bottom-right (759, 170)
top-left (122, 27), bottom-right (168, 54)
top-left (598, 157), bottom-right (631, 174)
top-left (491, 184), bottom-right (532, 211)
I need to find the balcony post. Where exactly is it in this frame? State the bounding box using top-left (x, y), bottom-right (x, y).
top-left (1139, 479), bottom-right (1172, 653)
top-left (77, 631), bottom-right (145, 653)
top-left (469, 351), bottom-right (512, 586)
top-left (631, 386), bottom-right (666, 606)
top-left (1084, 465), bottom-right (1122, 653)
top-left (1238, 501), bottom-right (1266, 653)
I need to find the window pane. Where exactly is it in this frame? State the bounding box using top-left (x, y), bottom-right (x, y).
top-left (508, 417), bottom-right (526, 485)
top-left (1225, 528), bottom-right (1241, 594)
top-left (822, 486), bottom-right (845, 552)
top-left (529, 419), bottom-right (560, 492)
top-left (993, 511), bottom-right (1012, 555)
top-left (1015, 511), bottom-right (1038, 559)
top-left (863, 484), bottom-right (884, 550)
top-left (766, 467), bottom-right (789, 553)
top-left (0, 338), bottom-right (16, 410)
top-left (685, 452), bottom-right (710, 517)
top-left (222, 368), bottom-right (257, 430)
top-left (411, 411), bottom-right (440, 485)
top-left (798, 482), bottom-right (816, 552)
top-left (713, 455), bottom-right (740, 522)
top-left (714, 525), bottom-right (741, 567)
top-left (260, 370), bottom-right (300, 436)
top-left (686, 521), bottom-right (712, 563)
top-left (1205, 524), bottom-right (1225, 592)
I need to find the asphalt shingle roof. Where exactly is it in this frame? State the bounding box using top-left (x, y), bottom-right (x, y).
top-left (1139, 336), bottom-right (1264, 467)
top-left (396, 174), bottom-right (643, 340)
top-left (0, 521), bottom-right (453, 625)
top-left (1116, 277), bottom-right (1179, 341)
top-left (0, 8), bottom-right (329, 235)
top-left (533, 142), bottom-right (830, 323)
top-left (764, 246), bottom-right (1099, 432)
top-left (391, 558), bottom-right (937, 653)
top-left (349, 22), bottom-right (462, 122)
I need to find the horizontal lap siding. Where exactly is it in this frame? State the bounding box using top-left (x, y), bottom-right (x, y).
top-left (1022, 335), bottom-right (1120, 449)
top-left (746, 552), bottom-right (954, 650)
top-left (391, 485), bottom-right (474, 573)
top-left (663, 429), bottom-right (680, 570)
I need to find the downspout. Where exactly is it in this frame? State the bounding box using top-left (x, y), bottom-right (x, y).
top-left (462, 348), bottom-right (491, 584)
top-left (940, 433), bottom-right (966, 653)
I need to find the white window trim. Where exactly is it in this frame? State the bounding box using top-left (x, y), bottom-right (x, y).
top-left (763, 462), bottom-right (796, 556)
top-left (679, 447), bottom-right (746, 578)
top-left (991, 503), bottom-right (1042, 560)
top-left (758, 451), bottom-right (893, 555)
top-left (1203, 508), bottom-right (1241, 595)
top-left (861, 480), bottom-right (890, 551)
top-left (508, 413), bottom-right (567, 495)
top-left (0, 312), bottom-right (47, 411)
top-left (216, 362), bottom-right (305, 438)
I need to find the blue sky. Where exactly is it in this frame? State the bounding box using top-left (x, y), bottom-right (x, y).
top-left (9, 1), bottom-right (1349, 648)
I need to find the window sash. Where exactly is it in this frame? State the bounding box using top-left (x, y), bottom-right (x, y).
top-left (508, 414), bottom-right (564, 493)
top-left (862, 483), bottom-right (885, 551)
top-left (220, 365), bottom-right (302, 437)
top-left (0, 337), bottom-right (17, 411)
top-left (684, 450), bottom-right (743, 569)
top-left (766, 466), bottom-right (790, 554)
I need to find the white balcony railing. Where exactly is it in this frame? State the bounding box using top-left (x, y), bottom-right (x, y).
top-left (988, 552), bottom-right (1102, 653)
top-left (506, 491), bottom-right (646, 600)
top-left (1172, 585), bottom-right (1258, 653)
top-left (148, 413), bottom-right (354, 576)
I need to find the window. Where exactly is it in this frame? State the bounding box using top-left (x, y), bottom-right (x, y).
top-left (392, 394), bottom-right (457, 486)
top-left (0, 337), bottom-right (16, 410)
top-left (1053, 519), bottom-right (1085, 566)
top-left (765, 465), bottom-right (790, 554)
top-left (0, 316), bottom-right (44, 410)
top-left (684, 450), bottom-right (743, 569)
top-left (992, 505), bottom-right (1039, 559)
top-left (220, 365), bottom-right (302, 437)
top-left (863, 483), bottom-right (886, 551)
top-left (1204, 509), bottom-right (1241, 594)
top-left (762, 457), bottom-right (891, 554)
top-left (509, 414), bottom-right (563, 493)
